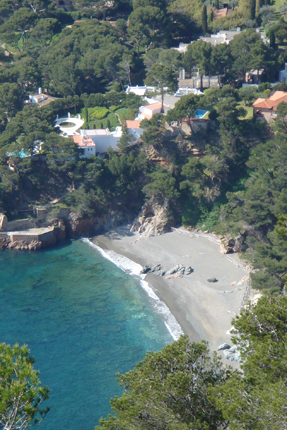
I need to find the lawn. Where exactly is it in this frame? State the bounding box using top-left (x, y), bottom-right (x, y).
top-left (274, 0), bottom-right (285, 11)
top-left (237, 101), bottom-right (254, 120)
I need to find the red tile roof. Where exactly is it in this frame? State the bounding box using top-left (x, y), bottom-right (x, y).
top-left (126, 120), bottom-right (141, 129)
top-left (72, 135), bottom-right (95, 147)
top-left (252, 91), bottom-right (287, 111)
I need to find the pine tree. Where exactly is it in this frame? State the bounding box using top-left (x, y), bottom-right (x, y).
top-left (250, 0), bottom-right (256, 19)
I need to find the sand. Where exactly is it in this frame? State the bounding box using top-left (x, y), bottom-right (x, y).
top-left (92, 226), bottom-right (250, 353)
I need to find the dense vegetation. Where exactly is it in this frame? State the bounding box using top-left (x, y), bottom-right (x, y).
top-left (96, 294), bottom-right (287, 430)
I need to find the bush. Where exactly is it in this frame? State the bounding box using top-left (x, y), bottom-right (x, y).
top-left (109, 105), bottom-right (120, 112)
top-left (89, 106), bottom-right (109, 119)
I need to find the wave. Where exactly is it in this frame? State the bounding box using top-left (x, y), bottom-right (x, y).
top-left (82, 238), bottom-right (183, 341)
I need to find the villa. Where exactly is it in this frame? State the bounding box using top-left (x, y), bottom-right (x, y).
top-left (72, 136), bottom-right (96, 159)
top-left (78, 127), bottom-right (122, 154)
top-left (252, 91), bottom-right (287, 119)
top-left (138, 102), bottom-right (169, 120)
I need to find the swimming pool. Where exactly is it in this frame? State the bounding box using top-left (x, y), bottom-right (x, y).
top-left (194, 109), bottom-right (209, 118)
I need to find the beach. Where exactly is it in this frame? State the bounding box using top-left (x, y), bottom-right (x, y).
top-left (92, 226), bottom-right (250, 352)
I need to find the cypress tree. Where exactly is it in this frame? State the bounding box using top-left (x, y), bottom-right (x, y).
top-left (269, 29), bottom-right (276, 48)
top-left (85, 106), bottom-right (89, 125)
top-left (250, 0), bottom-right (256, 19)
top-left (202, 5), bottom-right (208, 33)
top-left (215, 0), bottom-right (219, 9)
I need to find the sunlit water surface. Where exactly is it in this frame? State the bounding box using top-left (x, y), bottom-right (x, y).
top-left (0, 240), bottom-right (173, 430)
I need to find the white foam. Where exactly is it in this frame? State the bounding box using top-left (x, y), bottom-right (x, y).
top-left (82, 238), bottom-right (184, 340)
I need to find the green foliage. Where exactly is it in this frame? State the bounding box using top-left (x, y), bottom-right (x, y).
top-left (96, 336), bottom-right (229, 430)
top-left (212, 296), bottom-right (287, 430)
top-left (88, 106), bottom-right (109, 120)
top-left (0, 343), bottom-right (49, 430)
top-left (143, 167), bottom-right (180, 201)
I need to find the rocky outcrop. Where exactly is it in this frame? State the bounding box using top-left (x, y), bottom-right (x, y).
top-left (66, 211), bottom-right (132, 237)
top-left (140, 263), bottom-right (193, 277)
top-left (130, 198), bottom-right (172, 238)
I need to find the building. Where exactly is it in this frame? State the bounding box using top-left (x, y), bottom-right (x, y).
top-left (72, 135), bottom-right (96, 159)
top-left (126, 120), bottom-right (144, 141)
top-left (138, 102), bottom-right (169, 120)
top-left (26, 88), bottom-right (59, 107)
top-left (79, 127), bottom-right (122, 154)
top-left (252, 91), bottom-right (287, 118)
top-left (126, 86), bottom-right (147, 97)
top-left (245, 69), bottom-right (264, 84)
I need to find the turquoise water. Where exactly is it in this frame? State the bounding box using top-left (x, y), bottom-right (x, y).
top-left (0, 240), bottom-right (173, 429)
top-left (194, 109), bottom-right (209, 118)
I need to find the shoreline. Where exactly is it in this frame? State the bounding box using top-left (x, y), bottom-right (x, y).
top-left (91, 226), bottom-right (249, 352)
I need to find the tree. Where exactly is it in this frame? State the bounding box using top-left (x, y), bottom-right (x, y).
top-left (127, 6), bottom-right (170, 57)
top-left (166, 94), bottom-right (200, 123)
top-left (0, 343), bottom-right (49, 430)
top-left (185, 40), bottom-right (212, 90)
top-left (95, 336), bottom-right (230, 430)
top-left (212, 295), bottom-right (287, 430)
top-left (143, 167), bottom-right (180, 200)
top-left (274, 101), bottom-right (287, 134)
top-left (144, 64), bottom-right (178, 113)
top-left (202, 4), bottom-right (208, 33)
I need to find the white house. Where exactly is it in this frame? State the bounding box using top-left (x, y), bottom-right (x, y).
top-left (79, 127), bottom-right (122, 154)
top-left (26, 88), bottom-right (59, 107)
top-left (138, 102), bottom-right (169, 120)
top-left (126, 120), bottom-right (144, 141)
top-left (72, 135), bottom-right (96, 158)
top-left (126, 86), bottom-right (147, 96)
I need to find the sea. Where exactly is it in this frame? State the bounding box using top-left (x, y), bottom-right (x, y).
top-left (0, 239), bottom-right (183, 430)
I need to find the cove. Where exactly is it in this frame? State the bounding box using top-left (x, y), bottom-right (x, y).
top-left (0, 240), bottom-right (173, 430)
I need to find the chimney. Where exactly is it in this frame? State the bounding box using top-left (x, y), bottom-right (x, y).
top-left (38, 87), bottom-right (42, 94)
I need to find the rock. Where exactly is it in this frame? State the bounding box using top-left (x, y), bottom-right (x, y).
top-left (140, 265), bottom-right (151, 274)
top-left (219, 243), bottom-right (228, 254)
top-left (165, 265), bottom-right (181, 276)
top-left (28, 241), bottom-right (42, 251)
top-left (233, 352), bottom-right (241, 362)
top-left (130, 197), bottom-right (172, 238)
top-left (217, 343), bottom-right (231, 351)
top-left (184, 266), bottom-right (194, 275)
top-left (229, 345), bottom-right (237, 353)
top-left (223, 350), bottom-right (237, 361)
top-left (153, 270), bottom-right (166, 276)
top-left (150, 264), bottom-right (161, 272)
top-left (178, 267), bottom-right (186, 275)
top-left (207, 277), bottom-right (218, 283)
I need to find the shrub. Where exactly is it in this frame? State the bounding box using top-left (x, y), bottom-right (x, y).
top-left (89, 106), bottom-right (109, 119)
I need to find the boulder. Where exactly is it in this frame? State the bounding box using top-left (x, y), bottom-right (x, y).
top-left (223, 350), bottom-right (237, 361)
top-left (219, 243), bottom-right (228, 254)
top-left (229, 345), bottom-right (237, 353)
top-left (153, 270), bottom-right (166, 276)
top-left (150, 264), bottom-right (161, 272)
top-left (165, 265), bottom-right (181, 276)
top-left (207, 277), bottom-right (218, 283)
top-left (184, 266), bottom-right (194, 275)
top-left (28, 241), bottom-right (42, 251)
top-left (217, 343), bottom-right (231, 351)
top-left (140, 265), bottom-right (151, 274)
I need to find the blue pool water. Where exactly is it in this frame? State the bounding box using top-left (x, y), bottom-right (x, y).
top-left (0, 240), bottom-right (174, 429)
top-left (194, 109), bottom-right (208, 118)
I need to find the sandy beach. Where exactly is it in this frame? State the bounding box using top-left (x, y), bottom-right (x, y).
top-left (92, 226), bottom-right (249, 353)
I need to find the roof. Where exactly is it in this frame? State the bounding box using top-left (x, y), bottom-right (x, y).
top-left (82, 129), bottom-right (109, 136)
top-left (252, 91), bottom-right (287, 110)
top-left (72, 135), bottom-right (95, 147)
top-left (126, 120), bottom-right (141, 129)
top-left (145, 102), bottom-right (168, 111)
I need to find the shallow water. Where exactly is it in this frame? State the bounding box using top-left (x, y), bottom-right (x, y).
top-left (0, 240), bottom-right (173, 429)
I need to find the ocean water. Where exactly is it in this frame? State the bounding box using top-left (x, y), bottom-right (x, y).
top-left (0, 239), bottom-right (177, 430)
